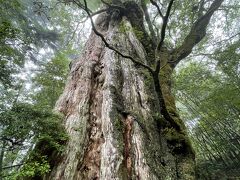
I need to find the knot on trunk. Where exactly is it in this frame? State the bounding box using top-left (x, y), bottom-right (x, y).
top-left (104, 1), bottom-right (143, 25)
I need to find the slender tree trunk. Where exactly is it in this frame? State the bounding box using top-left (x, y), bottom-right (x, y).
top-left (0, 141), bottom-right (5, 180)
top-left (45, 4), bottom-right (195, 180)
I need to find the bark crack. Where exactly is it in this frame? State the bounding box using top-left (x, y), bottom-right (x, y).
top-left (123, 115), bottom-right (134, 179)
top-left (75, 43), bottom-right (105, 180)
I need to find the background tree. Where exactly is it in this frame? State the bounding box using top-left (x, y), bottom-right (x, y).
top-left (0, 51), bottom-right (71, 179)
top-left (0, 0), bottom-right (81, 178)
top-left (0, 0), bottom-right (60, 88)
top-left (174, 40), bottom-right (240, 179)
top-left (32, 51), bottom-right (70, 109)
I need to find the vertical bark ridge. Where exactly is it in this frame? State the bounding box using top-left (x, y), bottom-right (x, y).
top-left (99, 18), bottom-right (158, 179)
top-left (74, 41), bottom-right (105, 179)
top-left (47, 14), bottom-right (110, 180)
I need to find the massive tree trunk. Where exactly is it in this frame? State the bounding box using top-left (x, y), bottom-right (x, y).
top-left (45, 2), bottom-right (195, 179)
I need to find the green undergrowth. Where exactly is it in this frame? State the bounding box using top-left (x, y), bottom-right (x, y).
top-left (13, 111), bottom-right (68, 180)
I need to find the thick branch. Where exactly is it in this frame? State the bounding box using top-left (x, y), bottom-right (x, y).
top-left (155, 0), bottom-right (174, 73)
top-left (141, 0), bottom-right (157, 46)
top-left (82, 0), bottom-right (154, 73)
top-left (157, 0), bottom-right (174, 51)
top-left (2, 163), bottom-right (23, 170)
top-left (171, 0), bottom-right (224, 68)
top-left (150, 0), bottom-right (164, 18)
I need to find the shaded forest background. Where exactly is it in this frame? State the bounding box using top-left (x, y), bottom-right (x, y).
top-left (0, 0), bottom-right (239, 179)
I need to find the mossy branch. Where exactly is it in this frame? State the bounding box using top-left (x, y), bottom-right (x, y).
top-left (171, 0), bottom-right (224, 68)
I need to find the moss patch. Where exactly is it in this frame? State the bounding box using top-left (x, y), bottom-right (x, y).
top-left (163, 127), bottom-right (194, 155)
